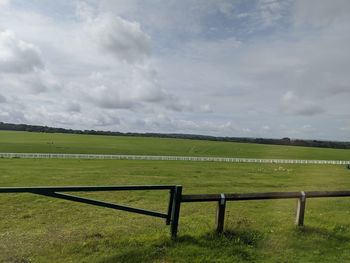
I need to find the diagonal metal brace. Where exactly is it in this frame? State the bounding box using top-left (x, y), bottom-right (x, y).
top-left (34, 191), bottom-right (168, 219)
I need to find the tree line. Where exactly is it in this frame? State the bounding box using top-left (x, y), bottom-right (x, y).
top-left (1, 121), bottom-right (350, 149)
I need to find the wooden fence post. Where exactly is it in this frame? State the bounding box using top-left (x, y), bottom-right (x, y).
top-left (295, 191), bottom-right (306, 226)
top-left (171, 185), bottom-right (182, 239)
top-left (216, 193), bottom-right (226, 234)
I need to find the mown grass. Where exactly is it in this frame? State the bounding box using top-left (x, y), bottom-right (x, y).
top-left (1, 158), bottom-right (350, 262)
top-left (1, 130), bottom-right (350, 160)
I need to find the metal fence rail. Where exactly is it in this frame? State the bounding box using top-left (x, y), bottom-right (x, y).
top-left (181, 190), bottom-right (350, 202)
top-left (178, 190), bottom-right (350, 237)
top-left (1, 152), bottom-right (349, 165)
top-left (0, 185), bottom-right (178, 227)
top-left (1, 185), bottom-right (350, 239)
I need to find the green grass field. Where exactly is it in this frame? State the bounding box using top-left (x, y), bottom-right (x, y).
top-left (1, 130), bottom-right (350, 160)
top-left (1, 131), bottom-right (350, 262)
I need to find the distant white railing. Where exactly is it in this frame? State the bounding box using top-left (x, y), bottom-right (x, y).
top-left (0, 152), bottom-right (349, 165)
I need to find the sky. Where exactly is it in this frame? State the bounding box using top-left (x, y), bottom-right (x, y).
top-left (0, 0), bottom-right (350, 140)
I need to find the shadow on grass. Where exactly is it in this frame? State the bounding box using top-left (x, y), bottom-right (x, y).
top-left (99, 228), bottom-right (264, 263)
top-left (295, 225), bottom-right (350, 242)
top-left (99, 224), bottom-right (350, 262)
top-left (182, 228), bottom-right (264, 246)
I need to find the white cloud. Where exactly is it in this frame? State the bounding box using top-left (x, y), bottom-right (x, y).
top-left (0, 0), bottom-right (9, 7)
top-left (262, 125), bottom-right (271, 131)
top-left (257, 0), bottom-right (286, 26)
top-left (340, 125), bottom-right (350, 132)
top-left (0, 30), bottom-right (60, 95)
top-left (0, 30), bottom-right (44, 74)
top-left (76, 1), bottom-right (96, 21)
top-left (0, 0), bottom-right (349, 140)
top-left (66, 63), bottom-right (173, 110)
top-left (85, 13), bottom-right (151, 64)
top-left (200, 104), bottom-right (213, 113)
top-left (3, 70), bottom-right (58, 93)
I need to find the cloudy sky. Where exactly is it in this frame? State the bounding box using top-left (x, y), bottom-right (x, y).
top-left (0, 0), bottom-right (350, 140)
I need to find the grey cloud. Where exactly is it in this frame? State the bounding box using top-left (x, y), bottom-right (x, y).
top-left (164, 97), bottom-right (192, 112)
top-left (0, 30), bottom-right (44, 74)
top-left (0, 94), bottom-right (7, 103)
top-left (0, 107), bottom-right (27, 123)
top-left (330, 85), bottom-right (350, 95)
top-left (340, 126), bottom-right (350, 132)
top-left (0, 69), bottom-right (55, 94)
top-left (293, 0), bottom-right (350, 27)
top-left (20, 73), bottom-right (47, 93)
top-left (65, 102), bottom-right (81, 113)
top-left (281, 91), bottom-right (326, 116)
top-left (94, 113), bottom-right (120, 126)
top-left (99, 0), bottom-right (239, 36)
top-left (161, 94), bottom-right (213, 114)
top-left (93, 98), bottom-right (135, 110)
top-left (76, 65), bottom-right (189, 112)
top-left (87, 85), bottom-right (137, 109)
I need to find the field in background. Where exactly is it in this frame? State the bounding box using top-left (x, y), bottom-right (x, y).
top-left (1, 130), bottom-right (350, 160)
top-left (1, 131), bottom-right (350, 262)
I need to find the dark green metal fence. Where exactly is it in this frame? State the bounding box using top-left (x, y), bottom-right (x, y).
top-left (0, 185), bottom-right (183, 238)
top-left (181, 190), bottom-right (350, 236)
top-left (1, 186), bottom-right (350, 239)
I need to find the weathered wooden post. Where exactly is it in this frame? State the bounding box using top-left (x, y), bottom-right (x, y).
top-left (295, 191), bottom-right (306, 226)
top-left (216, 193), bottom-right (226, 233)
top-left (171, 185), bottom-right (182, 239)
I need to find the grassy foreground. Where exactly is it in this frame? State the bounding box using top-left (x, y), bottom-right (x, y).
top-left (1, 158), bottom-right (350, 262)
top-left (1, 130), bottom-right (350, 160)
